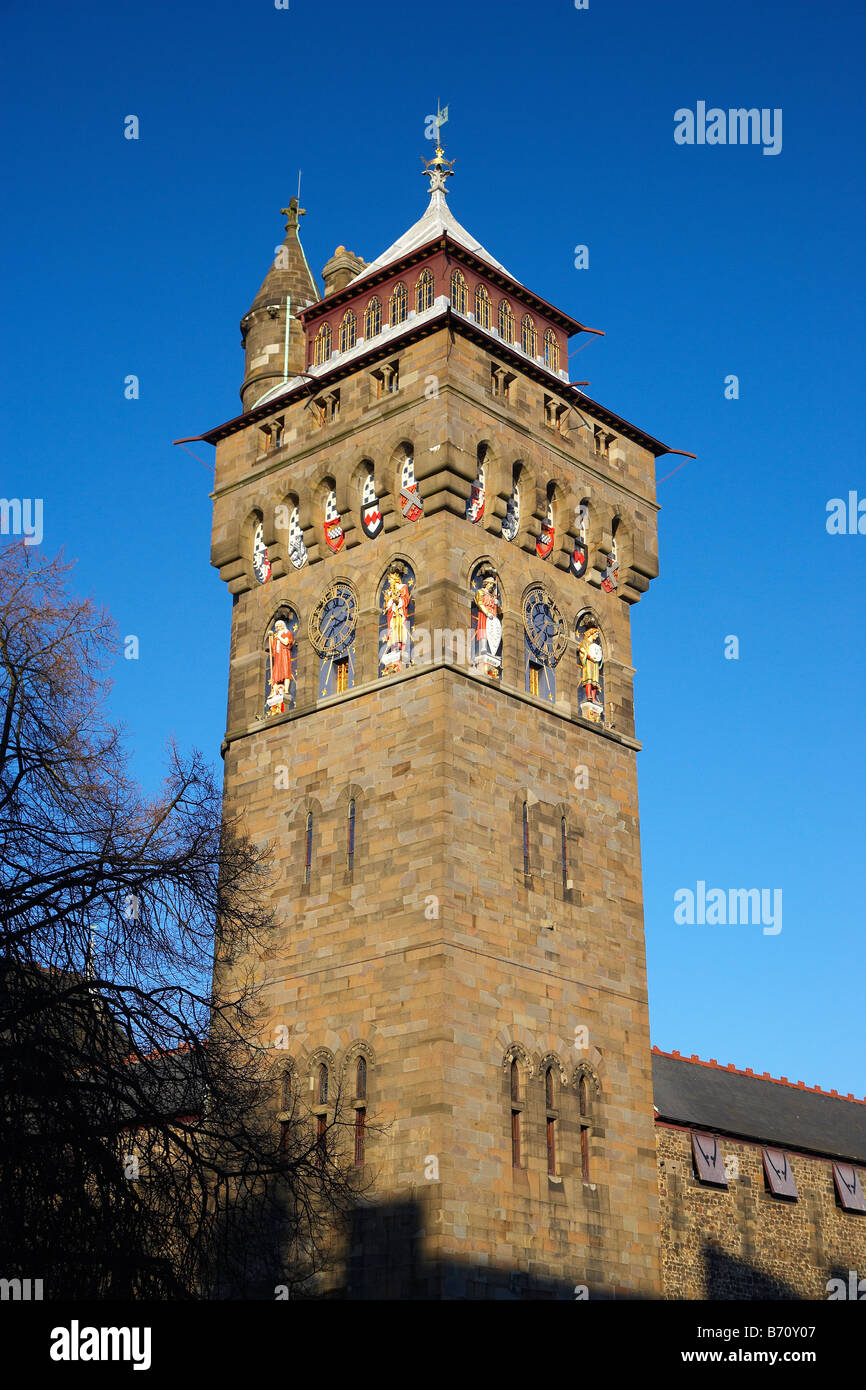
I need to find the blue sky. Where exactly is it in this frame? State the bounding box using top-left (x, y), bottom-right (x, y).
top-left (3, 0), bottom-right (864, 1094)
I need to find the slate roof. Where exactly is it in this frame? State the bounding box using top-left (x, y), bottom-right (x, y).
top-left (348, 187), bottom-right (511, 286)
top-left (652, 1048), bottom-right (866, 1164)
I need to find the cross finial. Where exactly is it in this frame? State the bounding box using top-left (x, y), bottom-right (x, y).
top-left (280, 195), bottom-right (306, 231)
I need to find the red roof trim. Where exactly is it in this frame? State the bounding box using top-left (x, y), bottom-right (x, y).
top-left (297, 232), bottom-right (589, 337)
top-left (652, 1045), bottom-right (866, 1106)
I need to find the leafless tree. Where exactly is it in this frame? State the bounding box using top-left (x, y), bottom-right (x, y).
top-left (0, 543), bottom-right (368, 1299)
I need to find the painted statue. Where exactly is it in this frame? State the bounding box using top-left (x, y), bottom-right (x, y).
top-left (576, 620), bottom-right (604, 723)
top-left (472, 572), bottom-right (502, 677)
top-left (577, 625), bottom-right (602, 700)
top-left (380, 567), bottom-right (413, 674)
top-left (266, 617), bottom-right (295, 716)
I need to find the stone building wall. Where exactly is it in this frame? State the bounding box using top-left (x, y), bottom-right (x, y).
top-left (657, 1123), bottom-right (866, 1299)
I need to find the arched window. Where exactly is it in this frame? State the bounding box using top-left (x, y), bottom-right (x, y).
top-left (465, 443), bottom-right (486, 524)
top-left (317, 1063), bottom-right (329, 1106)
top-left (354, 1105), bottom-right (366, 1167)
top-left (281, 1070), bottom-right (292, 1111)
top-left (498, 300), bottom-right (514, 343)
top-left (502, 464), bottom-right (520, 542)
top-left (304, 812), bottom-right (313, 885)
top-left (474, 283), bottom-right (490, 329)
top-left (364, 296), bottom-right (382, 339)
top-left (545, 1066), bottom-right (557, 1175)
top-left (356, 1056), bottom-right (367, 1100)
top-left (521, 315), bottom-right (537, 358)
top-left (544, 328), bottom-right (559, 372)
top-left (347, 797), bottom-right (356, 873)
top-left (561, 816), bottom-right (568, 890)
top-left (602, 519), bottom-right (620, 593)
top-left (578, 1075), bottom-right (592, 1180)
top-left (450, 269), bottom-right (467, 313)
top-left (389, 282), bottom-right (408, 326)
top-left (252, 518), bottom-right (271, 586)
top-left (313, 322), bottom-right (332, 365)
top-left (416, 268), bottom-right (434, 313)
top-left (510, 1060), bottom-right (522, 1168)
top-left (522, 801), bottom-right (530, 877)
top-left (287, 502), bottom-right (307, 569)
top-left (571, 500), bottom-right (589, 579)
top-left (339, 309), bottom-right (356, 353)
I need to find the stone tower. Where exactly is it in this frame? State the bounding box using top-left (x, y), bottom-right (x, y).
top-left (204, 144), bottom-right (681, 1299)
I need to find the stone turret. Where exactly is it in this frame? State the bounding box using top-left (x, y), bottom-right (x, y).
top-left (239, 197), bottom-right (320, 413)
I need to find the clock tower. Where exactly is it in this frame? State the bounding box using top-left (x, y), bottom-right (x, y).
top-left (198, 139), bottom-right (683, 1298)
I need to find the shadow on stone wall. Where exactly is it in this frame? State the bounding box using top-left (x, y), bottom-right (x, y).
top-left (342, 1200), bottom-right (648, 1301)
top-left (342, 1205), bottom-right (835, 1301)
top-left (702, 1245), bottom-right (803, 1301)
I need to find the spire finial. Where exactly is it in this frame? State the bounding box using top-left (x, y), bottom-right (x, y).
top-left (422, 101), bottom-right (454, 195)
top-left (280, 195), bottom-right (306, 233)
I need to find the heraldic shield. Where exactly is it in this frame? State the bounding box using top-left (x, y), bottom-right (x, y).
top-left (400, 484), bottom-right (423, 522)
top-left (360, 471), bottom-right (383, 539)
top-left (536, 524), bottom-right (555, 559)
top-left (502, 480), bottom-right (520, 541)
top-left (287, 505), bottom-right (307, 569)
top-left (601, 552), bottom-right (618, 592)
top-left (399, 456), bottom-right (424, 523)
top-left (466, 456), bottom-right (486, 524)
top-left (325, 517), bottom-right (345, 552)
top-left (324, 487), bottom-right (345, 553)
top-left (361, 504), bottom-right (383, 539)
top-left (570, 541), bottom-right (588, 579)
top-left (466, 481), bottom-right (485, 524)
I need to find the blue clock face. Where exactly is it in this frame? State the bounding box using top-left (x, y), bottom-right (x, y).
top-left (523, 586), bottom-right (565, 664)
top-left (310, 583), bottom-right (358, 656)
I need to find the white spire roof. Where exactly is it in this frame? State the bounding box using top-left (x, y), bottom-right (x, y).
top-left (348, 188), bottom-right (513, 286)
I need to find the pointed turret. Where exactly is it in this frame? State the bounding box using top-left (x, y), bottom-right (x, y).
top-left (239, 197), bottom-right (320, 413)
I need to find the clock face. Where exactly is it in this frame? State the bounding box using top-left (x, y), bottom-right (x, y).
top-left (309, 582), bottom-right (358, 656)
top-left (523, 586), bottom-right (566, 664)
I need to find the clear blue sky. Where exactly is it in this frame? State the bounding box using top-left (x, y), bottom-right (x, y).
top-left (4, 1), bottom-right (864, 1094)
